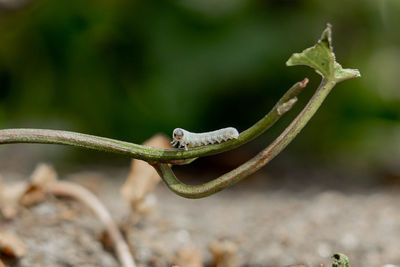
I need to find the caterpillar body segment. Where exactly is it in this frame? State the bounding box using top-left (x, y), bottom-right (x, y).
top-left (171, 127), bottom-right (239, 150)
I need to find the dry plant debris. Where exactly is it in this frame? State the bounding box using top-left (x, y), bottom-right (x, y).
top-left (46, 181), bottom-right (136, 267)
top-left (0, 231), bottom-right (27, 259)
top-left (20, 163), bottom-right (57, 206)
top-left (0, 177), bottom-right (28, 219)
top-left (1, 163), bottom-right (136, 267)
top-left (0, 164), bottom-right (57, 219)
top-left (174, 246), bottom-right (203, 267)
top-left (209, 239), bottom-right (238, 267)
top-left (121, 134), bottom-right (172, 212)
top-left (66, 172), bottom-right (106, 196)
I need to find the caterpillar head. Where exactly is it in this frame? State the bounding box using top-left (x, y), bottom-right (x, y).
top-left (172, 128), bottom-right (184, 141)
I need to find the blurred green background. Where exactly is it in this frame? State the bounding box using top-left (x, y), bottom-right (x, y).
top-left (0, 0), bottom-right (399, 174)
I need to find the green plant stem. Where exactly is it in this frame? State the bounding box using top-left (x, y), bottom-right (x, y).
top-left (0, 25), bottom-right (360, 199)
top-left (153, 79), bottom-right (335, 198)
top-left (0, 79), bottom-right (308, 163)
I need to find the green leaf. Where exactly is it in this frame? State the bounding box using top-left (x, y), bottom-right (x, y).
top-left (286, 24), bottom-right (361, 83)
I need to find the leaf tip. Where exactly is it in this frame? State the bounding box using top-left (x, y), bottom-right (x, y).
top-left (285, 54), bottom-right (297, 67)
top-left (319, 23), bottom-right (333, 51)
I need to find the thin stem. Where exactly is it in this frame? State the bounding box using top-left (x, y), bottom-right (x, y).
top-left (153, 79), bottom-right (336, 198)
top-left (0, 79), bottom-right (308, 163)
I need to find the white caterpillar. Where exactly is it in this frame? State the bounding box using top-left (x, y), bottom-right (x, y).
top-left (171, 127), bottom-right (239, 150)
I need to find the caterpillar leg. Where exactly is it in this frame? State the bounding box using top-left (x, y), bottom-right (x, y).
top-left (177, 142), bottom-right (188, 150)
top-left (171, 140), bottom-right (179, 146)
top-left (179, 142), bottom-right (188, 150)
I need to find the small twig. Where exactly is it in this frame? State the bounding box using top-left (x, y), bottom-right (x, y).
top-left (0, 79), bottom-right (308, 163)
top-left (47, 181), bottom-right (136, 267)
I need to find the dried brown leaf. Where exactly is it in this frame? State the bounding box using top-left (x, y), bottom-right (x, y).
top-left (174, 246), bottom-right (203, 267)
top-left (121, 134), bottom-right (171, 211)
top-left (0, 181), bottom-right (28, 219)
top-left (0, 164), bottom-right (58, 217)
top-left (0, 231), bottom-right (27, 258)
top-left (29, 163), bottom-right (57, 187)
top-left (20, 163), bottom-right (58, 206)
top-left (209, 239), bottom-right (238, 267)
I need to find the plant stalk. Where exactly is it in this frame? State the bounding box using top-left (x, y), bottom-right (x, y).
top-left (0, 79), bottom-right (308, 163)
top-left (153, 79), bottom-right (336, 198)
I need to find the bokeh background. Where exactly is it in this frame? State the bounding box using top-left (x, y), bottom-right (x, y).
top-left (0, 0), bottom-right (399, 176)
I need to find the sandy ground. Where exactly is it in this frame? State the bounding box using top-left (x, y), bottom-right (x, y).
top-left (1, 161), bottom-right (400, 267)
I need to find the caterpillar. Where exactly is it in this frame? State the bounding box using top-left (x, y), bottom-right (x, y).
top-left (171, 127), bottom-right (239, 150)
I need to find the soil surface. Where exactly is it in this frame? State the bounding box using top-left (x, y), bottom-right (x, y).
top-left (1, 160), bottom-right (400, 267)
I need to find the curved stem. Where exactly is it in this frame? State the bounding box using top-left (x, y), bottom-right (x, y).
top-left (0, 79), bottom-right (308, 163)
top-left (153, 79), bottom-right (336, 198)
